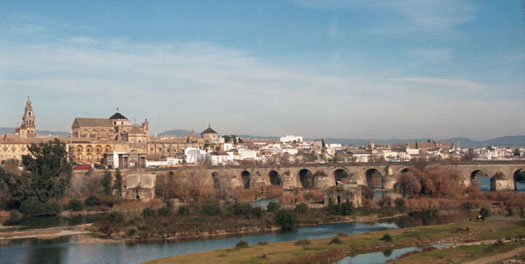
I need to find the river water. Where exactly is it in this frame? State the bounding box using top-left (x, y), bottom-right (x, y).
top-left (1, 222), bottom-right (398, 264)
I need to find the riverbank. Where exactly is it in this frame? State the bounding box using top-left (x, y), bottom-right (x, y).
top-left (0, 212), bottom-right (401, 243)
top-left (142, 219), bottom-right (525, 264)
top-left (0, 224), bottom-right (92, 241)
top-left (392, 238), bottom-right (525, 264)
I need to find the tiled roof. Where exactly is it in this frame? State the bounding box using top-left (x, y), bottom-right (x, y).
top-left (109, 112), bottom-right (128, 120)
top-left (201, 126), bottom-right (218, 134)
top-left (73, 118), bottom-right (113, 128)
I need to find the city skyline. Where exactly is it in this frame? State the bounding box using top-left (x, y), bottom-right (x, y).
top-left (1, 1), bottom-right (524, 140)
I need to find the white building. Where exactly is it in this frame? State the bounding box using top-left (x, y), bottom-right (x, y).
top-left (280, 135), bottom-right (303, 143)
top-left (184, 147), bottom-right (207, 164)
top-left (145, 157), bottom-right (184, 168)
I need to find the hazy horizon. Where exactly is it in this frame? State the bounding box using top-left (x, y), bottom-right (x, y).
top-left (1, 1), bottom-right (524, 140)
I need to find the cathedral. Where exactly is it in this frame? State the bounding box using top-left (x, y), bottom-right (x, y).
top-left (70, 111), bottom-right (150, 165)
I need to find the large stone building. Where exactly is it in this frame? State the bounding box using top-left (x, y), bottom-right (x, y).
top-left (70, 111), bottom-right (149, 165)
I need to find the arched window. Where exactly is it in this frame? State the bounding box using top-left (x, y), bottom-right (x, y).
top-left (76, 146), bottom-right (83, 152)
top-left (87, 154), bottom-right (92, 161)
top-left (105, 145), bottom-right (111, 152)
top-left (96, 145), bottom-right (102, 153)
top-left (86, 145), bottom-right (93, 153)
top-left (78, 154), bottom-right (83, 160)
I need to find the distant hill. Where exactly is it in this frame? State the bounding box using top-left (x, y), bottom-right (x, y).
top-left (158, 128), bottom-right (525, 147)
top-left (320, 136), bottom-right (525, 147)
top-left (0, 127), bottom-right (69, 137)
top-left (158, 129), bottom-right (193, 137)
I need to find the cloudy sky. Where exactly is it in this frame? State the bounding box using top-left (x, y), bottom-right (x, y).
top-left (1, 0), bottom-right (523, 140)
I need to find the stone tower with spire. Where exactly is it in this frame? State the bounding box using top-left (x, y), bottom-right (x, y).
top-left (15, 97), bottom-right (36, 138)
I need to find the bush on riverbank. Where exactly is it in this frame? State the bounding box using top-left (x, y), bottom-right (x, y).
top-left (67, 199), bottom-right (83, 211)
top-left (276, 209), bottom-right (297, 230)
top-left (20, 199), bottom-right (61, 217)
top-left (328, 202), bottom-right (353, 216)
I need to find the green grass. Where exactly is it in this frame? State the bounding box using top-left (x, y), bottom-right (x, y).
top-left (396, 241), bottom-right (524, 264)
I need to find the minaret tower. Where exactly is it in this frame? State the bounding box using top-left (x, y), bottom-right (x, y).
top-left (22, 97), bottom-right (36, 137)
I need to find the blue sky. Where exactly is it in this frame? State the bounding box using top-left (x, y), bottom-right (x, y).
top-left (0, 0), bottom-right (523, 140)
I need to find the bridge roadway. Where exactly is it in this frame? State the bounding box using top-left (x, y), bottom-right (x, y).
top-left (150, 160), bottom-right (525, 191)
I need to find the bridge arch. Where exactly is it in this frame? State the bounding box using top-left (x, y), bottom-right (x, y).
top-left (514, 168), bottom-right (525, 191)
top-left (241, 170), bottom-right (251, 189)
top-left (399, 167), bottom-right (412, 174)
top-left (470, 169), bottom-right (492, 191)
top-left (298, 168), bottom-right (315, 188)
top-left (365, 168), bottom-right (384, 189)
top-left (333, 168), bottom-right (352, 186)
top-left (269, 170), bottom-right (281, 186)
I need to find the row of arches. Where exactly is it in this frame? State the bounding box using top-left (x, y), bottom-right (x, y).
top-left (226, 168), bottom-right (383, 190)
top-left (471, 169), bottom-right (525, 191)
top-left (211, 167), bottom-right (525, 192)
top-left (75, 145), bottom-right (112, 153)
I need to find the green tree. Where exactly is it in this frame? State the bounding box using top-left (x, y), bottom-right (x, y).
top-left (113, 169), bottom-right (122, 197)
top-left (101, 170), bottom-right (112, 196)
top-left (222, 135), bottom-right (231, 143)
top-left (514, 148), bottom-right (521, 157)
top-left (21, 139), bottom-right (72, 203)
top-left (275, 209), bottom-right (297, 230)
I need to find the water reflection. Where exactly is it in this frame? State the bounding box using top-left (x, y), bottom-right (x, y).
top-left (335, 243), bottom-right (453, 264)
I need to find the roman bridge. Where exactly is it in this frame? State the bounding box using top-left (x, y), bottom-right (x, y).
top-left (154, 161), bottom-right (525, 192)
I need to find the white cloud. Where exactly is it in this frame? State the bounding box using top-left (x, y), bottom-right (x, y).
top-left (390, 77), bottom-right (484, 91)
top-left (295, 0), bottom-right (478, 35)
top-left (409, 48), bottom-right (453, 62)
top-left (1, 35), bottom-right (522, 139)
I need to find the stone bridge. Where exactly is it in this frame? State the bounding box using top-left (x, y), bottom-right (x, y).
top-left (154, 161), bottom-right (525, 192)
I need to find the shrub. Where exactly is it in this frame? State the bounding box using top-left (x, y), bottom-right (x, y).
top-left (329, 202), bottom-right (353, 216)
top-left (68, 199), bottom-right (83, 211)
top-left (329, 236), bottom-right (342, 244)
top-left (337, 232), bottom-right (348, 237)
top-left (233, 203), bottom-right (253, 216)
top-left (480, 207), bottom-right (490, 218)
top-left (381, 234), bottom-right (393, 242)
top-left (267, 201), bottom-right (280, 212)
top-left (276, 209), bottom-right (297, 231)
top-left (157, 206), bottom-right (173, 217)
top-left (143, 207), bottom-right (156, 217)
top-left (235, 240), bottom-right (249, 248)
top-left (257, 241), bottom-right (268, 245)
top-left (201, 202), bottom-right (222, 216)
top-left (295, 203), bottom-right (308, 214)
top-left (294, 239), bottom-right (311, 246)
top-left (251, 206), bottom-right (264, 218)
top-left (178, 206), bottom-right (190, 215)
top-left (19, 199), bottom-right (61, 217)
top-left (395, 198), bottom-right (406, 211)
top-left (126, 228), bottom-right (136, 237)
top-left (107, 211), bottom-right (123, 223)
top-left (84, 195), bottom-right (100, 207)
top-left (2, 199), bottom-right (20, 210)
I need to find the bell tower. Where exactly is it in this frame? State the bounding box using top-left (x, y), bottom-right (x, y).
top-left (22, 97), bottom-right (36, 137)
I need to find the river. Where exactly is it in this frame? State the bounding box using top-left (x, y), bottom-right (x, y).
top-left (0, 221), bottom-right (399, 264)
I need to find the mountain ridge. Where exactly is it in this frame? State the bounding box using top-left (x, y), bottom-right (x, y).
top-left (2, 127), bottom-right (523, 147)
